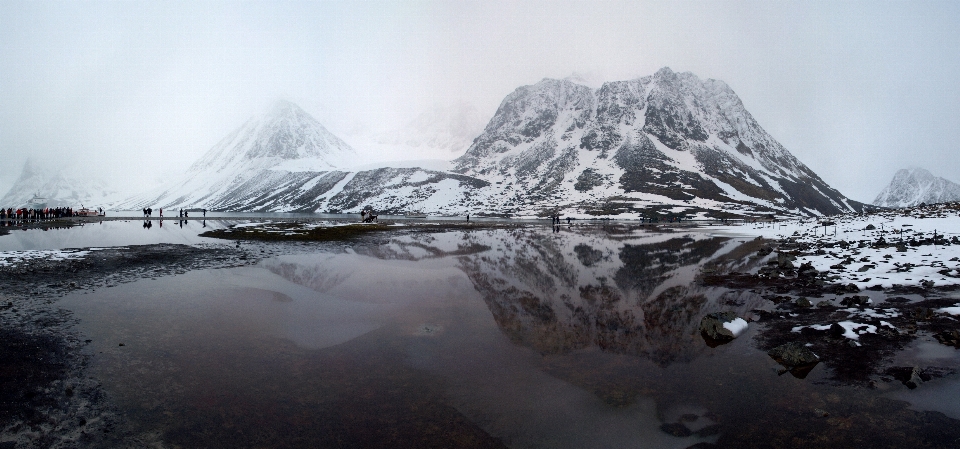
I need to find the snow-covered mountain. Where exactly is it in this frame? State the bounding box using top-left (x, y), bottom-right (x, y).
top-left (120, 100), bottom-right (359, 210)
top-left (118, 70), bottom-right (861, 218)
top-left (0, 158), bottom-right (118, 208)
top-left (117, 100), bottom-right (487, 214)
top-left (873, 168), bottom-right (960, 208)
top-left (453, 67), bottom-right (861, 217)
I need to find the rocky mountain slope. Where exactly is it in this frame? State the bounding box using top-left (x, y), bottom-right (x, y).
top-left (0, 159), bottom-right (118, 208)
top-left (873, 168), bottom-right (960, 208)
top-left (453, 67), bottom-right (861, 217)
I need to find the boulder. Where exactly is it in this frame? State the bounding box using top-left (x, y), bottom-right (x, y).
top-left (887, 366), bottom-right (929, 389)
top-left (777, 252), bottom-right (796, 269)
top-left (795, 297), bottom-right (813, 308)
top-left (768, 341), bottom-right (820, 368)
top-left (865, 224), bottom-right (876, 230)
top-left (840, 295), bottom-right (870, 307)
top-left (797, 262), bottom-right (818, 278)
top-left (699, 312), bottom-right (748, 342)
top-left (659, 423), bottom-right (692, 437)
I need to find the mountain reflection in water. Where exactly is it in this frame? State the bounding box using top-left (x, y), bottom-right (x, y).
top-left (58, 225), bottom-right (960, 448)
top-left (262, 228), bottom-right (767, 366)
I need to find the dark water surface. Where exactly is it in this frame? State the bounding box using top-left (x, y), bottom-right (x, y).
top-left (54, 225), bottom-right (960, 448)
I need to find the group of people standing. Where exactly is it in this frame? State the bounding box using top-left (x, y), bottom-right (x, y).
top-left (142, 208), bottom-right (207, 218)
top-left (1, 206), bottom-right (75, 223)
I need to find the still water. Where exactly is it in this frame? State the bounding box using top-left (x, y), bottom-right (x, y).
top-left (46, 223), bottom-right (960, 448)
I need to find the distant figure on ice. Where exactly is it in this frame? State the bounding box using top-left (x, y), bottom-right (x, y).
top-left (466, 214), bottom-right (470, 222)
top-left (159, 208), bottom-right (163, 217)
top-left (203, 209), bottom-right (207, 217)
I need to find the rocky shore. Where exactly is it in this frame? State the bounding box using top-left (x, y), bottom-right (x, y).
top-left (0, 243), bottom-right (248, 447)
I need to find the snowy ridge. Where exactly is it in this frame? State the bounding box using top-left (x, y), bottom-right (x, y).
top-left (873, 167), bottom-right (960, 208)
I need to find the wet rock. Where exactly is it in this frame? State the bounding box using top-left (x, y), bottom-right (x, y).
top-left (840, 295), bottom-right (870, 307)
top-left (660, 422), bottom-right (692, 437)
top-left (699, 312), bottom-right (747, 342)
top-left (684, 443), bottom-right (720, 449)
top-left (795, 297), bottom-right (813, 308)
top-left (768, 341), bottom-right (820, 367)
top-left (844, 283), bottom-right (861, 293)
top-left (913, 308), bottom-right (935, 321)
top-left (816, 300), bottom-right (833, 308)
top-left (887, 366), bottom-right (929, 389)
top-left (757, 245), bottom-right (773, 256)
top-left (934, 330), bottom-right (960, 348)
top-left (777, 253), bottom-right (795, 270)
top-left (829, 323), bottom-right (847, 337)
top-left (695, 424), bottom-right (721, 437)
top-left (797, 262), bottom-right (818, 278)
top-left (857, 264), bottom-right (875, 272)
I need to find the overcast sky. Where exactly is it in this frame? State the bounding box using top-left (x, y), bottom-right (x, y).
top-left (2, 0), bottom-right (959, 203)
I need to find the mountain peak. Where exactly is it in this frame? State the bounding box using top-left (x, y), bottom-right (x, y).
top-left (189, 100), bottom-right (357, 173)
top-left (453, 67), bottom-right (858, 217)
top-left (874, 167), bottom-right (960, 207)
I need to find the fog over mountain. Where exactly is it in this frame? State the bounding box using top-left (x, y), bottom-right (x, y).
top-left (0, 158), bottom-right (118, 209)
top-left (2, 1), bottom-right (960, 204)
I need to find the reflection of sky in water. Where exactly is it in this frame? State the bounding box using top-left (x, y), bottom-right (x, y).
top-left (0, 219), bottom-right (227, 250)
top-left (57, 226), bottom-right (960, 447)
